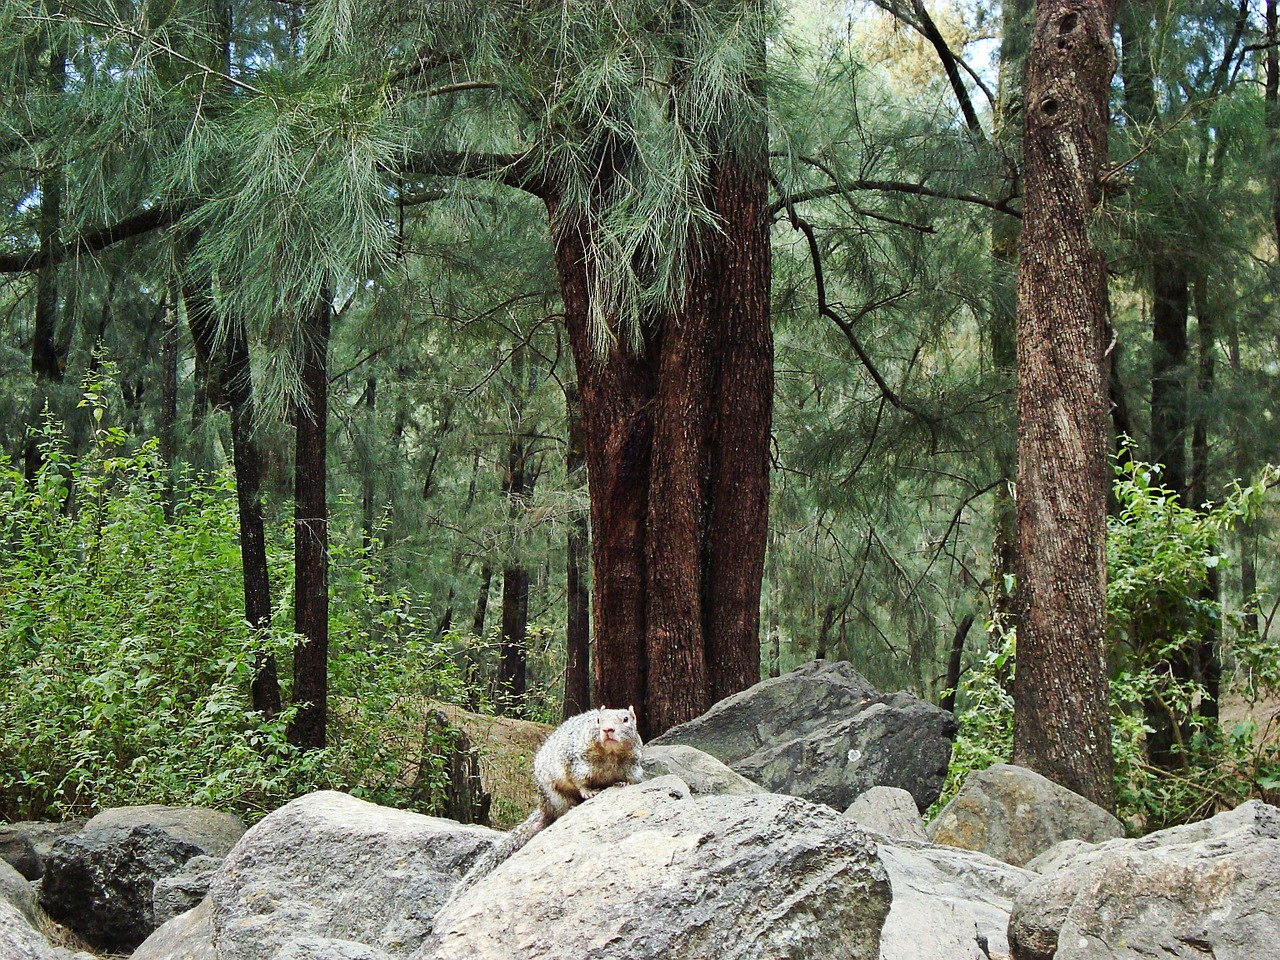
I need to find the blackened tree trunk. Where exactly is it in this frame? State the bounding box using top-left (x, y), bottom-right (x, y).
top-left (1150, 257), bottom-right (1190, 496)
top-left (288, 292), bottom-right (332, 750)
top-left (564, 381), bottom-right (592, 719)
top-left (1191, 278), bottom-right (1220, 719)
top-left (184, 280), bottom-right (281, 717)
top-left (24, 38), bottom-right (68, 480)
top-left (158, 289), bottom-right (179, 521)
top-left (1011, 0), bottom-right (1118, 811)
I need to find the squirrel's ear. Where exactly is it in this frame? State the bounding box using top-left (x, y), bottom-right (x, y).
top-left (628, 705), bottom-right (636, 723)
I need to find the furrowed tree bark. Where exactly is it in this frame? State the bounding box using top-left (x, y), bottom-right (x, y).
top-left (552, 209), bottom-right (654, 732)
top-left (183, 278), bottom-right (281, 718)
top-left (990, 0), bottom-right (1031, 623)
top-left (1012, 0), bottom-right (1118, 811)
top-left (289, 291), bottom-right (332, 750)
top-left (548, 132), bottom-right (771, 738)
top-left (703, 135), bottom-right (772, 706)
top-left (564, 381), bottom-right (592, 719)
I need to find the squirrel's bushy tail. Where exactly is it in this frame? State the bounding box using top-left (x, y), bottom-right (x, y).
top-left (451, 809), bottom-right (545, 896)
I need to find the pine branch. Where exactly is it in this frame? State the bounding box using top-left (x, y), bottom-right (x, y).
top-left (0, 203), bottom-right (185, 274)
top-left (400, 150), bottom-right (546, 198)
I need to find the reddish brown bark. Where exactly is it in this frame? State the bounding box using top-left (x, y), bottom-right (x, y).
top-left (547, 129), bottom-right (771, 739)
top-left (1011, 0), bottom-right (1118, 811)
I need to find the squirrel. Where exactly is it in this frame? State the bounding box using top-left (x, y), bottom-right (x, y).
top-left (452, 706), bottom-right (644, 893)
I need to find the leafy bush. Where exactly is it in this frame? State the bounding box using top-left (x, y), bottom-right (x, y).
top-left (935, 457), bottom-right (1280, 831)
top-left (0, 385), bottom-right (471, 823)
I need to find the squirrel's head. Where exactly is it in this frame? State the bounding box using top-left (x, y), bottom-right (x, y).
top-left (596, 705), bottom-right (641, 750)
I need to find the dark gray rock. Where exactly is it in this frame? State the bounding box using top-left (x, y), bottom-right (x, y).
top-left (640, 744), bottom-right (766, 796)
top-left (926, 764), bottom-right (1124, 867)
top-left (0, 828), bottom-right (40, 881)
top-left (38, 805), bottom-right (245, 953)
top-left (416, 775), bottom-right (892, 960)
top-left (844, 786), bottom-right (928, 841)
top-left (0, 822), bottom-right (85, 881)
top-left (207, 791), bottom-right (497, 960)
top-left (152, 855), bottom-right (222, 927)
top-left (1008, 800), bottom-right (1280, 960)
top-left (653, 660), bottom-right (956, 811)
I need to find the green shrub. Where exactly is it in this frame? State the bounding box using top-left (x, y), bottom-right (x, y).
top-left (0, 384), bottom-right (470, 823)
top-left (936, 457), bottom-right (1280, 831)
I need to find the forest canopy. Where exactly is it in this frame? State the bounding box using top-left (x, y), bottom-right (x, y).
top-left (1, 0), bottom-right (1278, 828)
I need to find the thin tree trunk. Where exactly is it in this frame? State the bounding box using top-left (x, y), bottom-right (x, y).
top-left (472, 563), bottom-right (493, 638)
top-left (1191, 279), bottom-right (1220, 718)
top-left (1267, 0), bottom-right (1278, 248)
top-left (159, 289), bottom-right (179, 521)
top-left (183, 280), bottom-right (281, 717)
top-left (25, 35), bottom-right (68, 480)
top-left (1011, 0), bottom-right (1118, 812)
top-left (1150, 257), bottom-right (1190, 497)
top-left (940, 612), bottom-right (978, 714)
top-left (288, 291), bottom-right (332, 750)
top-left (564, 381), bottom-right (592, 719)
top-left (497, 436), bottom-right (530, 714)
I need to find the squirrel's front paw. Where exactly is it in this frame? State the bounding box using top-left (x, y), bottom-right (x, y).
top-left (580, 787), bottom-right (602, 800)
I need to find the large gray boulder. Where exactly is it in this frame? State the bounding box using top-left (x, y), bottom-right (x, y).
top-left (641, 744), bottom-right (766, 796)
top-left (877, 838), bottom-right (1035, 960)
top-left (39, 805), bottom-right (245, 953)
top-left (0, 897), bottom-right (60, 960)
top-left (0, 858), bottom-right (40, 929)
top-left (131, 897), bottom-right (217, 960)
top-left (652, 660), bottom-right (957, 812)
top-left (416, 775), bottom-right (892, 960)
top-left (927, 764), bottom-right (1124, 867)
top-left (844, 786), bottom-right (928, 842)
top-left (1008, 799), bottom-right (1280, 960)
top-left (273, 938), bottom-right (396, 960)
top-left (205, 791), bottom-right (496, 960)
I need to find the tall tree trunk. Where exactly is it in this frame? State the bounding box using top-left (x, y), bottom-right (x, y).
top-left (288, 291), bottom-right (332, 750)
top-left (25, 34), bottom-right (68, 480)
top-left (159, 289), bottom-right (179, 520)
top-left (1150, 257), bottom-right (1189, 497)
top-left (1191, 278), bottom-right (1220, 719)
top-left (183, 280), bottom-right (281, 717)
top-left (549, 140), bottom-right (771, 738)
top-left (564, 381), bottom-right (592, 719)
top-left (990, 0), bottom-right (1031, 622)
top-left (1267, 0), bottom-right (1278, 248)
top-left (497, 436), bottom-right (530, 714)
top-left (1011, 0), bottom-right (1118, 812)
